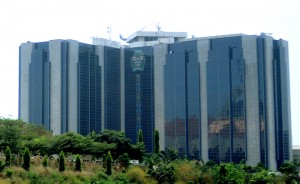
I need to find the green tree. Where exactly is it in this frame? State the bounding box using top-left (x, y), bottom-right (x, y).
top-left (94, 130), bottom-right (132, 159)
top-left (0, 120), bottom-right (20, 152)
top-left (42, 156), bottom-right (48, 167)
top-left (106, 151), bottom-right (113, 175)
top-left (5, 146), bottom-right (11, 166)
top-left (279, 161), bottom-right (300, 183)
top-left (75, 154), bottom-right (81, 172)
top-left (59, 151), bottom-right (65, 172)
top-left (154, 130), bottom-right (160, 154)
top-left (23, 148), bottom-right (30, 171)
top-left (137, 129), bottom-right (144, 143)
top-left (118, 153), bottom-right (130, 169)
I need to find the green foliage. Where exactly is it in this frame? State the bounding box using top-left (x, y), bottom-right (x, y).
top-left (279, 161), bottom-right (300, 183)
top-left (106, 151), bottom-right (113, 175)
top-left (23, 147), bottom-right (30, 171)
top-left (0, 120), bottom-right (21, 152)
top-left (75, 154), bottom-right (81, 172)
top-left (160, 147), bottom-right (178, 161)
top-left (5, 168), bottom-right (13, 177)
top-left (126, 166), bottom-right (149, 184)
top-left (0, 118), bottom-right (52, 153)
top-left (59, 150), bottom-right (65, 172)
top-left (213, 163), bottom-right (246, 184)
top-left (21, 136), bottom-right (49, 155)
top-left (250, 170), bottom-right (280, 184)
top-left (42, 155), bottom-right (48, 167)
top-left (0, 160), bottom-right (5, 172)
top-left (130, 141), bottom-right (145, 162)
top-left (148, 163), bottom-right (175, 183)
top-left (137, 129), bottom-right (144, 143)
top-left (154, 130), bottom-right (159, 154)
top-left (94, 129), bottom-right (132, 159)
top-left (118, 153), bottom-right (130, 169)
top-left (5, 146), bottom-right (11, 166)
top-left (172, 160), bottom-right (201, 183)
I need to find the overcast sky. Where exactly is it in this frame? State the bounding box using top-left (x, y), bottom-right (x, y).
top-left (0, 0), bottom-right (299, 145)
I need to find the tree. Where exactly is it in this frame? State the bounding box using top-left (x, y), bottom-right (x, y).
top-left (279, 161), bottom-right (300, 183)
top-left (94, 130), bottom-right (132, 159)
top-left (75, 154), bottom-right (81, 172)
top-left (106, 151), bottom-right (113, 175)
top-left (154, 130), bottom-right (160, 154)
top-left (137, 129), bottom-right (144, 143)
top-left (23, 148), bottom-right (30, 171)
top-left (59, 151), bottom-right (65, 172)
top-left (118, 153), bottom-right (130, 169)
top-left (0, 121), bottom-right (20, 152)
top-left (5, 146), bottom-right (11, 166)
top-left (42, 156), bottom-right (48, 167)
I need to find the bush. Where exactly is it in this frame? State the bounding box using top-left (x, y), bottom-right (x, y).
top-left (43, 156), bottom-right (48, 167)
top-left (23, 148), bottom-right (30, 171)
top-left (5, 146), bottom-right (11, 166)
top-left (59, 151), bottom-right (65, 172)
top-left (126, 166), bottom-right (147, 183)
top-left (0, 161), bottom-right (5, 172)
top-left (174, 162), bottom-right (200, 183)
top-left (97, 171), bottom-right (108, 181)
top-left (106, 151), bottom-right (112, 175)
top-left (118, 153), bottom-right (130, 169)
top-left (75, 154), bottom-right (81, 172)
top-left (5, 168), bottom-right (13, 178)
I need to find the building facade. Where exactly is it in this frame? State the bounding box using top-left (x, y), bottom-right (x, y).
top-left (19, 40), bottom-right (121, 135)
top-left (19, 32), bottom-right (291, 170)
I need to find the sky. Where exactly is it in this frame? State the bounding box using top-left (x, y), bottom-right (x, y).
top-left (0, 0), bottom-right (299, 144)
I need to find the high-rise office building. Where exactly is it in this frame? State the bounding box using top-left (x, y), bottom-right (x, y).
top-left (19, 40), bottom-right (121, 135)
top-left (19, 31), bottom-right (291, 170)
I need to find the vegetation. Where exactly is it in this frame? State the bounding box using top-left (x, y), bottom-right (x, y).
top-left (154, 130), bottom-right (159, 154)
top-left (5, 146), bottom-right (11, 166)
top-left (0, 118), bottom-right (299, 183)
top-left (75, 154), bottom-right (81, 172)
top-left (59, 150), bottom-right (65, 172)
top-left (23, 148), bottom-right (30, 171)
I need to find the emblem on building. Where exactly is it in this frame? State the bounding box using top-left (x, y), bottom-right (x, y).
top-left (131, 51), bottom-right (145, 72)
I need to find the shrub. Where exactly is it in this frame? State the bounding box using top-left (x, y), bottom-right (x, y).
top-left (97, 171), bottom-right (108, 180)
top-left (106, 151), bottom-right (112, 175)
top-left (59, 151), bottom-right (65, 172)
top-left (114, 173), bottom-right (129, 184)
top-left (75, 154), bottom-right (81, 172)
top-left (23, 148), bottom-right (30, 171)
top-left (5, 146), bottom-right (11, 166)
top-left (118, 153), bottom-right (130, 169)
top-left (126, 166), bottom-right (148, 183)
top-left (0, 161), bottom-right (5, 172)
top-left (174, 162), bottom-right (200, 183)
top-left (5, 168), bottom-right (13, 178)
top-left (43, 156), bottom-right (48, 167)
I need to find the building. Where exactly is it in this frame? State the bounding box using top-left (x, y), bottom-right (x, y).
top-left (19, 31), bottom-right (291, 170)
top-left (293, 145), bottom-right (300, 161)
top-left (19, 40), bottom-right (121, 135)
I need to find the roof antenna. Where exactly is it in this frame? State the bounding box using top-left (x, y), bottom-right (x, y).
top-left (107, 25), bottom-right (112, 40)
top-left (156, 23), bottom-right (161, 32)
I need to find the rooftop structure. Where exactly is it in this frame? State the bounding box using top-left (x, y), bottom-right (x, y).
top-left (125, 31), bottom-right (187, 47)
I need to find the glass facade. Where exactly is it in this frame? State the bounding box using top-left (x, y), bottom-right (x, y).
top-left (206, 37), bottom-right (246, 163)
top-left (257, 37), bottom-right (268, 167)
top-left (124, 47), bottom-right (154, 152)
top-left (29, 42), bottom-right (50, 130)
top-left (273, 39), bottom-right (291, 167)
top-left (104, 47), bottom-right (121, 130)
top-left (164, 41), bottom-right (201, 158)
top-left (78, 44), bottom-right (102, 135)
top-left (19, 34), bottom-right (291, 169)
